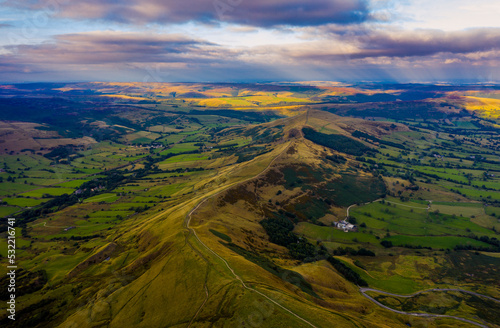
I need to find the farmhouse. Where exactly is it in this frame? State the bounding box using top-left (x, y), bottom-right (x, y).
top-left (334, 220), bottom-right (358, 232)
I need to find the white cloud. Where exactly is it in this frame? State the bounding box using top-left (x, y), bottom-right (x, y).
top-left (389, 0), bottom-right (500, 31)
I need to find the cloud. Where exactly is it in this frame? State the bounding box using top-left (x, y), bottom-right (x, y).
top-left (1, 27), bottom-right (499, 83)
top-left (5, 31), bottom-right (223, 65)
top-left (226, 26), bottom-right (259, 33)
top-left (352, 28), bottom-right (500, 58)
top-left (290, 27), bottom-right (500, 61)
top-left (6, 0), bottom-right (371, 27)
top-left (0, 23), bottom-right (12, 28)
top-left (0, 30), bottom-right (243, 81)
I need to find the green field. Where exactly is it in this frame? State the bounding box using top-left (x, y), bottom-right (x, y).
top-left (295, 222), bottom-right (379, 244)
top-left (1, 84), bottom-right (500, 328)
top-left (446, 186), bottom-right (500, 201)
top-left (160, 143), bottom-right (199, 155)
top-left (350, 201), bottom-right (494, 238)
top-left (55, 179), bottom-right (90, 188)
top-left (21, 187), bottom-right (75, 198)
top-left (83, 193), bottom-right (120, 203)
top-left (3, 197), bottom-right (46, 207)
top-left (0, 182), bottom-right (38, 196)
top-left (384, 235), bottom-right (492, 249)
top-left (349, 261), bottom-right (426, 294)
top-left (0, 206), bottom-right (19, 218)
top-left (430, 203), bottom-right (484, 216)
top-left (485, 206), bottom-right (500, 216)
top-left (159, 154), bottom-right (208, 163)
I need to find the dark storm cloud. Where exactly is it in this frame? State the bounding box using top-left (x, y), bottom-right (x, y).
top-left (6, 0), bottom-right (371, 27)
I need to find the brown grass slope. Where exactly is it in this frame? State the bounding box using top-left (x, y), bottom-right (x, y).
top-left (186, 112), bottom-right (449, 327)
top-left (54, 111), bottom-right (463, 328)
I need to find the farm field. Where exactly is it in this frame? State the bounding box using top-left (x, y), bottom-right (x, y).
top-left (3, 197), bottom-right (46, 207)
top-left (83, 193), bottom-right (120, 203)
top-left (0, 83), bottom-right (499, 328)
top-left (20, 187), bottom-right (76, 198)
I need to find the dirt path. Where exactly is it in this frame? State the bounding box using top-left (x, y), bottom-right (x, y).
top-left (31, 221), bottom-right (66, 228)
top-left (360, 287), bottom-right (497, 328)
top-left (185, 141), bottom-right (318, 328)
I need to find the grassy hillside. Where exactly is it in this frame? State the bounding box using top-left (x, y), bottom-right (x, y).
top-left (0, 83), bottom-right (499, 328)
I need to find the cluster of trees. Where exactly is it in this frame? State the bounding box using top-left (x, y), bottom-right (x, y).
top-left (213, 143), bottom-right (239, 150)
top-left (380, 240), bottom-right (393, 248)
top-left (19, 194), bottom-right (79, 226)
top-left (302, 127), bottom-right (374, 156)
top-left (326, 256), bottom-right (368, 286)
top-left (17, 171), bottom-right (126, 228)
top-left (43, 146), bottom-right (77, 160)
top-left (260, 217), bottom-right (318, 261)
top-left (333, 247), bottom-right (375, 256)
top-left (352, 130), bottom-right (406, 150)
top-left (80, 172), bottom-right (126, 191)
top-left (454, 244), bottom-right (498, 252)
top-left (325, 154), bottom-right (347, 164)
top-left (260, 217), bottom-right (296, 245)
top-left (48, 234), bottom-right (100, 242)
top-left (128, 205), bottom-right (151, 213)
top-left (399, 244), bottom-right (432, 250)
top-left (467, 235), bottom-right (500, 251)
top-left (260, 216), bottom-right (370, 286)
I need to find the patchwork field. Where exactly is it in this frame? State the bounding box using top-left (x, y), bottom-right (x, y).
top-left (1, 83), bottom-right (499, 328)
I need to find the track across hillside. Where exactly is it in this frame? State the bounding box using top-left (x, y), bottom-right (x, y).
top-left (184, 141), bottom-right (318, 328)
top-left (360, 287), bottom-right (497, 328)
top-left (185, 139), bottom-right (497, 328)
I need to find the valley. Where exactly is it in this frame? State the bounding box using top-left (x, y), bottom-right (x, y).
top-left (0, 82), bottom-right (499, 328)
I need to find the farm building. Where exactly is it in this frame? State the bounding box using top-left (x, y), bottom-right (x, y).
top-left (334, 220), bottom-right (358, 232)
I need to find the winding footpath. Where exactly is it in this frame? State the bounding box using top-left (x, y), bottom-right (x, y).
top-left (184, 142), bottom-right (496, 328)
top-left (360, 287), bottom-right (498, 328)
top-left (185, 142), bottom-right (318, 328)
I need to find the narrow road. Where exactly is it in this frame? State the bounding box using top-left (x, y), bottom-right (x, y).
top-left (185, 141), bottom-right (318, 328)
top-left (346, 197), bottom-right (496, 328)
top-left (360, 287), bottom-right (500, 304)
top-left (184, 138), bottom-right (493, 328)
top-left (360, 287), bottom-right (497, 328)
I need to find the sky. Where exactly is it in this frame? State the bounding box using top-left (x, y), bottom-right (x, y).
top-left (0, 0), bottom-right (499, 83)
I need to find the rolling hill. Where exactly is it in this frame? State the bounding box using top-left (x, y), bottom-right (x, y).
top-left (0, 83), bottom-right (499, 328)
